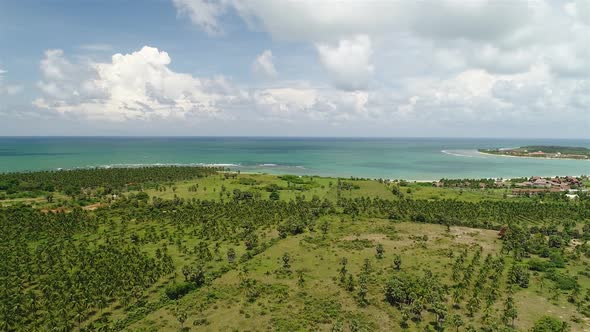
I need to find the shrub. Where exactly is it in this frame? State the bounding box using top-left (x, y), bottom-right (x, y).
top-left (269, 191), bottom-right (280, 201)
top-left (531, 316), bottom-right (569, 332)
top-left (135, 191), bottom-right (149, 201)
top-left (528, 258), bottom-right (552, 272)
top-left (549, 251), bottom-right (566, 268)
top-left (238, 178), bottom-right (259, 185)
top-left (165, 282), bottom-right (196, 300)
top-left (548, 235), bottom-right (563, 248)
top-left (546, 271), bottom-right (578, 291)
top-left (277, 218), bottom-right (307, 237)
top-left (265, 183), bottom-right (282, 192)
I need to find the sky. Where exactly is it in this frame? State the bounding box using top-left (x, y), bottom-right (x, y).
top-left (0, 0), bottom-right (589, 138)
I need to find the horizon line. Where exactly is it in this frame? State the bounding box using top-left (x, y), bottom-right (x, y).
top-left (0, 135), bottom-right (589, 140)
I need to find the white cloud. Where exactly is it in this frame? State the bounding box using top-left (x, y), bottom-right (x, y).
top-left (252, 50), bottom-right (277, 78)
top-left (231, 0), bottom-right (405, 42)
top-left (252, 84), bottom-right (373, 124)
top-left (229, 0), bottom-right (534, 43)
top-left (543, 24), bottom-right (590, 77)
top-left (317, 35), bottom-right (373, 91)
top-left (253, 87), bottom-right (317, 118)
top-left (407, 1), bottom-right (533, 42)
top-left (468, 44), bottom-right (536, 74)
top-left (176, 0), bottom-right (590, 79)
top-left (391, 64), bottom-right (590, 129)
top-left (173, 0), bottom-right (228, 35)
top-left (34, 46), bottom-right (245, 121)
top-left (184, 0), bottom-right (536, 43)
top-left (565, 0), bottom-right (590, 25)
top-left (31, 43), bottom-right (589, 135)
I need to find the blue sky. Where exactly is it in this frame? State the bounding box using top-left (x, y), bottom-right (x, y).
top-left (1, 1), bottom-right (278, 84)
top-left (0, 0), bottom-right (589, 137)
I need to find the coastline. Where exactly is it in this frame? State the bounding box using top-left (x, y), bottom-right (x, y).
top-left (477, 150), bottom-right (590, 161)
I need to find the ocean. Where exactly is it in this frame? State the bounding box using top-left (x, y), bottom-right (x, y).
top-left (0, 137), bottom-right (588, 180)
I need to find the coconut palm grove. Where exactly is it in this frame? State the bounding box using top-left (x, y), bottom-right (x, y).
top-left (1, 166), bottom-right (589, 331)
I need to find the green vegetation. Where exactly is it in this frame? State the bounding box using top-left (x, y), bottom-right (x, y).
top-left (479, 146), bottom-right (590, 160)
top-left (520, 146), bottom-right (590, 155)
top-left (1, 166), bottom-right (589, 331)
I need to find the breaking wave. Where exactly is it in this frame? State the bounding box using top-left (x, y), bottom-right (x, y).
top-left (441, 150), bottom-right (487, 158)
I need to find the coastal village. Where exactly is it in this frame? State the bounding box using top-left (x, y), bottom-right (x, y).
top-left (433, 175), bottom-right (588, 198)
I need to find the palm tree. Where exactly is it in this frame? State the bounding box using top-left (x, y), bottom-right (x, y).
top-left (174, 306), bottom-right (187, 330)
top-left (502, 296), bottom-right (517, 327)
top-left (375, 244), bottom-right (384, 259)
top-left (282, 253), bottom-right (291, 272)
top-left (449, 314), bottom-right (464, 332)
top-left (393, 255), bottom-right (402, 270)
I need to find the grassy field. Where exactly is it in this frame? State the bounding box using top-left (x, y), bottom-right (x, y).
top-left (128, 219), bottom-right (587, 331)
top-left (135, 173), bottom-right (517, 204)
top-left (0, 172), bottom-right (531, 209)
top-left (2, 169), bottom-right (587, 332)
top-left (395, 182), bottom-right (509, 202)
top-left (139, 173), bottom-right (394, 202)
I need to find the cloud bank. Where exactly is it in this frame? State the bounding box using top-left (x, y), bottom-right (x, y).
top-left (164, 0), bottom-right (590, 136)
top-left (34, 46), bottom-right (245, 121)
top-left (4, 0), bottom-right (586, 137)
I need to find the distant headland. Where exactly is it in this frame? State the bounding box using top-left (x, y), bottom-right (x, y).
top-left (479, 145), bottom-right (590, 160)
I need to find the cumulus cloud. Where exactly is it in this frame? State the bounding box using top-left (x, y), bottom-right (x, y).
top-left (252, 86), bottom-right (370, 123)
top-left (253, 63), bottom-right (589, 133)
top-left (317, 35), bottom-right (373, 91)
top-left (252, 50), bottom-right (277, 78)
top-left (31, 43), bottom-right (588, 135)
top-left (34, 46), bottom-right (245, 121)
top-left (253, 88), bottom-right (317, 118)
top-left (392, 64), bottom-right (590, 129)
top-left (176, 0), bottom-right (589, 79)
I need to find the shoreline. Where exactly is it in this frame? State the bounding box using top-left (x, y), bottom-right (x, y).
top-left (477, 150), bottom-right (590, 161)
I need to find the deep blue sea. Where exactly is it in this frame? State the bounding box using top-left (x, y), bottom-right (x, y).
top-left (0, 137), bottom-right (588, 180)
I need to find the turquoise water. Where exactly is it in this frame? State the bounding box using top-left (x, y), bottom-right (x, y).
top-left (0, 137), bottom-right (589, 180)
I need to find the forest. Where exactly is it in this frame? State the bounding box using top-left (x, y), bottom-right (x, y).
top-left (1, 166), bottom-right (589, 331)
